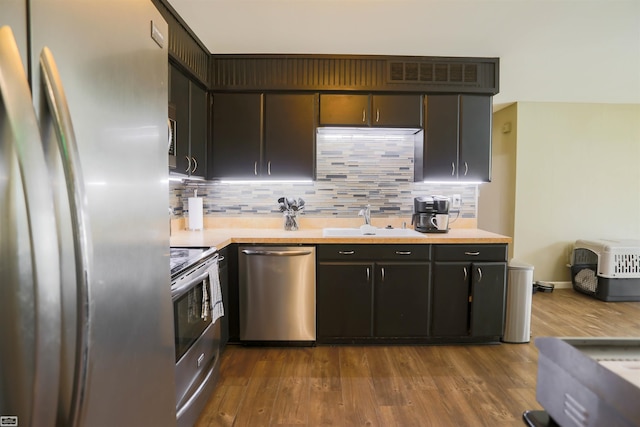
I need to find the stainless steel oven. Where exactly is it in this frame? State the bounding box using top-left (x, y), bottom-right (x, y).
top-left (170, 247), bottom-right (222, 427)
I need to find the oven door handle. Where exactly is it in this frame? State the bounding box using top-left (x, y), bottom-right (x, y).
top-left (171, 270), bottom-right (210, 300)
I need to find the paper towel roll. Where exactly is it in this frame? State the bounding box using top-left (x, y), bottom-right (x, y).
top-left (188, 197), bottom-right (203, 230)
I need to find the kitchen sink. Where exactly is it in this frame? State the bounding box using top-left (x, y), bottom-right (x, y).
top-left (322, 227), bottom-right (427, 238)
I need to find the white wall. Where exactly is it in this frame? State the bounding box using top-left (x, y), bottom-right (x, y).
top-left (478, 104), bottom-right (517, 258)
top-left (482, 102), bottom-right (640, 282)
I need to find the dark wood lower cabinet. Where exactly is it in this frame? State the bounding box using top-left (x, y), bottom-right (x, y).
top-left (316, 245), bottom-right (432, 342)
top-left (317, 262), bottom-right (373, 339)
top-left (470, 262), bottom-right (507, 337)
top-left (431, 260), bottom-right (507, 339)
top-left (374, 262), bottom-right (430, 337)
top-left (431, 262), bottom-right (470, 337)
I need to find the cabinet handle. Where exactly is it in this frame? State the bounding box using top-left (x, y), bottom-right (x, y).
top-left (366, 267), bottom-right (370, 281)
top-left (267, 161), bottom-right (271, 175)
top-left (451, 162), bottom-right (455, 176)
top-left (362, 109), bottom-right (366, 123)
top-left (167, 118), bottom-right (173, 150)
top-left (191, 156), bottom-right (197, 173)
top-left (254, 161), bottom-right (258, 175)
top-left (185, 156), bottom-right (191, 173)
top-left (395, 251), bottom-right (412, 255)
top-left (464, 251), bottom-right (480, 256)
top-left (376, 108), bottom-right (380, 123)
top-left (463, 267), bottom-right (468, 282)
top-left (477, 267), bottom-right (483, 283)
top-left (338, 250), bottom-right (355, 255)
top-left (381, 267), bottom-right (385, 281)
top-left (464, 161), bottom-right (469, 176)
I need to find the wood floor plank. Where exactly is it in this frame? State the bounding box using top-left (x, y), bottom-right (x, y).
top-left (197, 385), bottom-right (245, 427)
top-left (231, 360), bottom-right (284, 427)
top-left (307, 389), bottom-right (345, 426)
top-left (338, 347), bottom-right (382, 426)
top-left (340, 377), bottom-right (382, 426)
top-left (195, 289), bottom-right (640, 426)
top-left (365, 346), bottom-right (413, 406)
top-left (271, 349), bottom-right (312, 425)
top-left (309, 345), bottom-right (341, 392)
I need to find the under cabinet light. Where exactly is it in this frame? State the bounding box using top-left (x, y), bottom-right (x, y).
top-left (219, 179), bottom-right (313, 184)
top-left (422, 180), bottom-right (484, 185)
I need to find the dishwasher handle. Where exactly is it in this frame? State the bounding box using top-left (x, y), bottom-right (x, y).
top-left (241, 249), bottom-right (312, 257)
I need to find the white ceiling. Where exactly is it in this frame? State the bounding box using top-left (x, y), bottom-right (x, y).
top-left (167, 0), bottom-right (640, 110)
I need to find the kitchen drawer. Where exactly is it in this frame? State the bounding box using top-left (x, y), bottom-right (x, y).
top-left (372, 245), bottom-right (431, 261)
top-left (433, 244), bottom-right (507, 262)
top-left (318, 244), bottom-right (430, 261)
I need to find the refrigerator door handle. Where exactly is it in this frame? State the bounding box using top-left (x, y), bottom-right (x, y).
top-left (0, 26), bottom-right (62, 427)
top-left (39, 46), bottom-right (92, 427)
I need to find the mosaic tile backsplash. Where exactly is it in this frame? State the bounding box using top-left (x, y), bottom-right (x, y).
top-left (170, 132), bottom-right (478, 220)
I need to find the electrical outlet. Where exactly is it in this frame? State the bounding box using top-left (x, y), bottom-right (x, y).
top-left (452, 194), bottom-right (462, 209)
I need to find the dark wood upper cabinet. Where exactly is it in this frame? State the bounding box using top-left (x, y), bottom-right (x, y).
top-left (319, 94), bottom-right (370, 126)
top-left (460, 95), bottom-right (492, 182)
top-left (417, 94), bottom-right (492, 182)
top-left (169, 63), bottom-right (207, 178)
top-left (169, 64), bottom-right (190, 175)
top-left (209, 93), bottom-right (317, 180)
top-left (209, 93), bottom-right (262, 179)
top-left (189, 83), bottom-right (208, 178)
top-left (264, 94), bottom-right (317, 179)
top-left (319, 94), bottom-right (422, 128)
top-left (371, 95), bottom-right (423, 128)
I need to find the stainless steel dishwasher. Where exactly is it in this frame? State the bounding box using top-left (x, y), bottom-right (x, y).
top-left (239, 246), bottom-right (316, 344)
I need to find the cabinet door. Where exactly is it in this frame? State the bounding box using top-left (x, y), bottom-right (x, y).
top-left (264, 94), bottom-right (317, 179)
top-left (459, 95), bottom-right (492, 182)
top-left (317, 262), bottom-right (373, 339)
top-left (210, 93), bottom-right (262, 179)
top-left (371, 95), bottom-right (422, 128)
top-left (470, 262), bottom-right (506, 337)
top-left (423, 95), bottom-right (459, 180)
top-left (189, 82), bottom-right (207, 178)
top-left (319, 94), bottom-right (370, 126)
top-left (169, 65), bottom-right (191, 174)
top-left (374, 262), bottom-right (430, 337)
top-left (431, 262), bottom-right (469, 337)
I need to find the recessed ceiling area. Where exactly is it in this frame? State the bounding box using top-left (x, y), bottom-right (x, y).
top-left (167, 0), bottom-right (640, 109)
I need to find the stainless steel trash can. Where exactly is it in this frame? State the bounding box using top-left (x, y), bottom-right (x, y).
top-left (502, 259), bottom-right (535, 343)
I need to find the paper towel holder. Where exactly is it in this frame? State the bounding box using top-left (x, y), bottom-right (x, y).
top-left (188, 189), bottom-right (204, 231)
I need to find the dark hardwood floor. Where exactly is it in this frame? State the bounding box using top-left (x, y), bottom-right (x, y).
top-left (196, 289), bottom-right (640, 426)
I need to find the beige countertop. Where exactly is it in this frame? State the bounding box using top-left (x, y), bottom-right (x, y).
top-left (170, 227), bottom-right (512, 249)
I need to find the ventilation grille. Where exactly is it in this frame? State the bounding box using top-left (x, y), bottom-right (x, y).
top-left (388, 62), bottom-right (479, 85)
top-left (615, 254), bottom-right (640, 275)
top-left (209, 56), bottom-right (497, 93)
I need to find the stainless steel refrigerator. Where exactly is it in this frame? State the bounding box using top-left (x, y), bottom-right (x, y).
top-left (1, 1), bottom-right (176, 426)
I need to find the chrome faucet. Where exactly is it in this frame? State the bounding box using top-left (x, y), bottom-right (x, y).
top-left (358, 204), bottom-right (371, 225)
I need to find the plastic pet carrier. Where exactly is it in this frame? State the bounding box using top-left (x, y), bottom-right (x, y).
top-left (570, 239), bottom-right (640, 302)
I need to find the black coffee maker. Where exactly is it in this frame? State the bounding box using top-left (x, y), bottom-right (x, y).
top-left (412, 196), bottom-right (450, 233)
